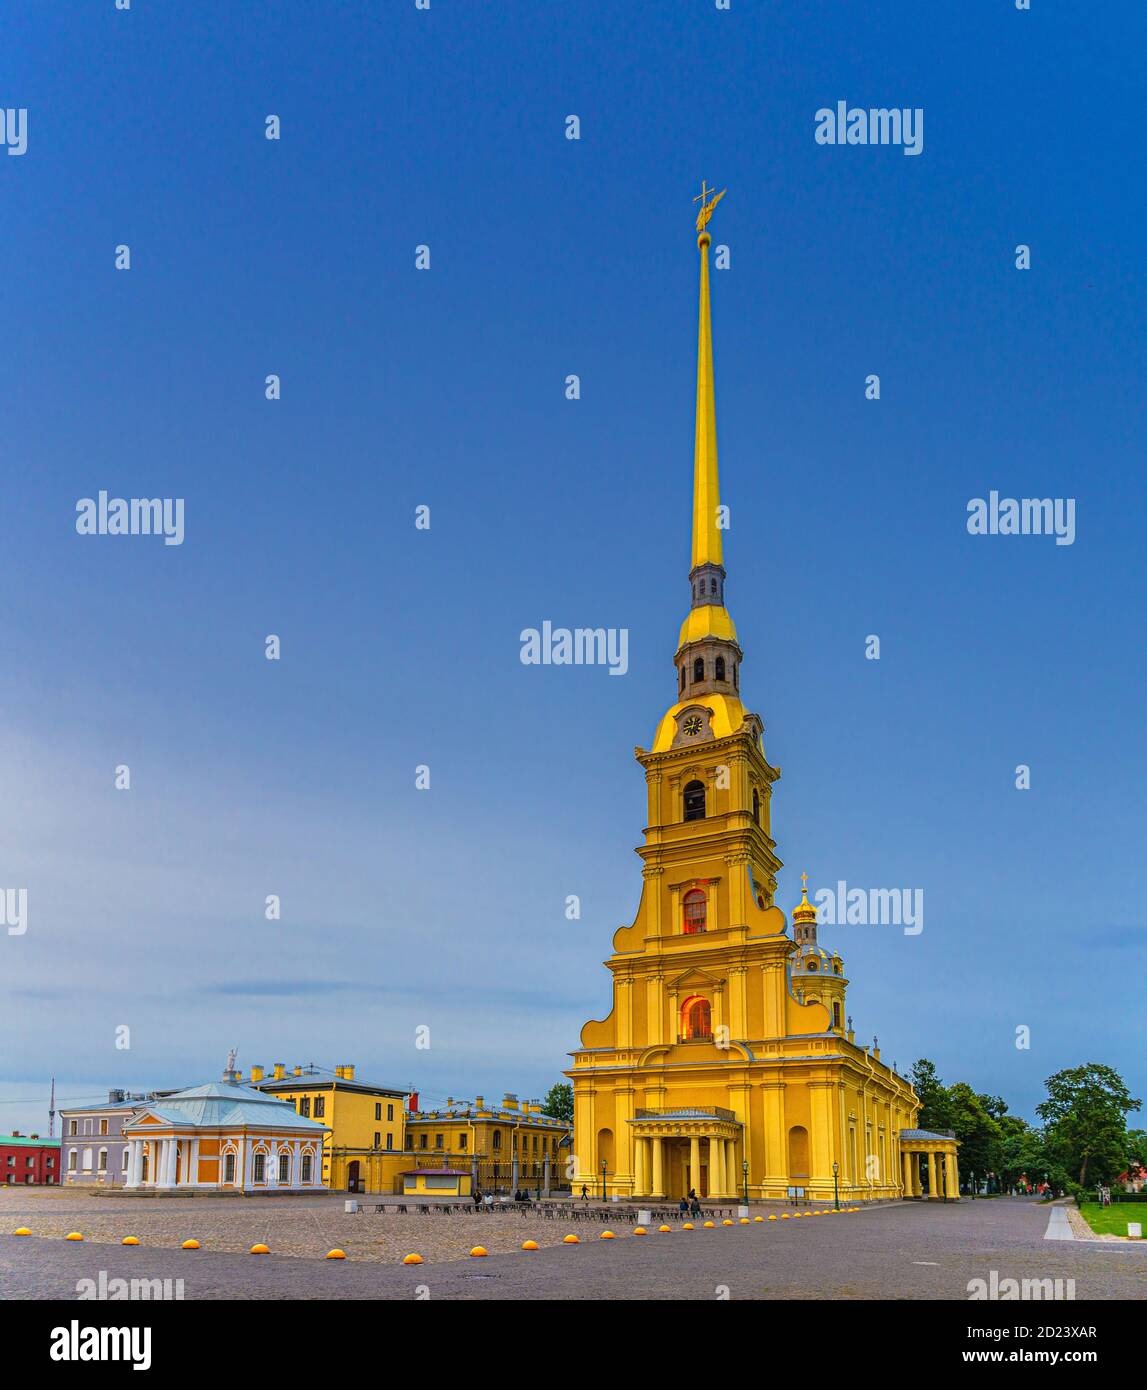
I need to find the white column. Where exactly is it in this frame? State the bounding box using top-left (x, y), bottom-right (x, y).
top-left (268, 1142), bottom-right (278, 1188)
top-left (188, 1138), bottom-right (200, 1187)
top-left (125, 1140), bottom-right (140, 1188)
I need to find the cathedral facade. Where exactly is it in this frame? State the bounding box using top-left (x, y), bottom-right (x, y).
top-left (567, 195), bottom-right (957, 1204)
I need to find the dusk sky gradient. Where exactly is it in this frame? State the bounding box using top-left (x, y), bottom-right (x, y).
top-left (3, 2), bottom-right (1144, 1135)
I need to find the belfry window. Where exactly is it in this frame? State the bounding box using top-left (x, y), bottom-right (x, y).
top-left (833, 1003), bottom-right (842, 1029)
top-left (680, 665), bottom-right (686, 692)
top-left (683, 780), bottom-right (706, 821)
top-left (752, 789), bottom-right (759, 823)
top-left (709, 577), bottom-right (717, 594)
top-left (682, 889), bottom-right (707, 934)
top-left (693, 657), bottom-right (704, 683)
top-left (715, 656), bottom-right (725, 682)
top-left (682, 996), bottom-right (712, 1041)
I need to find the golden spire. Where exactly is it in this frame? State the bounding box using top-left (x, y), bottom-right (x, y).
top-left (691, 181), bottom-right (725, 570)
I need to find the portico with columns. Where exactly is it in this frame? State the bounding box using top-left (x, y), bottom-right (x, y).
top-left (630, 1108), bottom-right (743, 1199)
top-left (899, 1129), bottom-right (961, 1200)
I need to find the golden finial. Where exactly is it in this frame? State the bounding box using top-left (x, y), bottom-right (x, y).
top-left (694, 180), bottom-right (727, 235)
top-left (800, 871), bottom-right (808, 893)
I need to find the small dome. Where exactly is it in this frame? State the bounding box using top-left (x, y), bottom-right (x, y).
top-left (791, 879), bottom-right (817, 925)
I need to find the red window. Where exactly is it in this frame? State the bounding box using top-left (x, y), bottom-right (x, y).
top-left (683, 890), bottom-right (707, 934)
top-left (682, 997), bottom-right (712, 1041)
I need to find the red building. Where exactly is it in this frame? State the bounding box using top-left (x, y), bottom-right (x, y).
top-left (1, 1132), bottom-right (60, 1185)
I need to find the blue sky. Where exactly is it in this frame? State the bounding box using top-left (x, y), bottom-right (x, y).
top-left (3, 2), bottom-right (1144, 1136)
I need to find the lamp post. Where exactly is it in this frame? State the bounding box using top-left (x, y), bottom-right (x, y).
top-left (600, 1158), bottom-right (607, 1203)
top-left (832, 1159), bottom-right (840, 1211)
top-left (743, 1158), bottom-right (749, 1205)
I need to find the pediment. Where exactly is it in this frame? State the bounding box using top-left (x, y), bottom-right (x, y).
top-left (669, 965), bottom-right (723, 990)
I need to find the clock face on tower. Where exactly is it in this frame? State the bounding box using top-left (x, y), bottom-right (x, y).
top-left (682, 715), bottom-right (703, 737)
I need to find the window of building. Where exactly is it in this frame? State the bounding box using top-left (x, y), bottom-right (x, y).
top-left (46, 1156), bottom-right (54, 1168)
top-left (458, 1134), bottom-right (467, 1150)
top-left (99, 1119), bottom-right (108, 1136)
top-left (833, 1002), bottom-right (842, 1029)
top-left (253, 1153), bottom-right (266, 1183)
top-left (313, 1097), bottom-right (325, 1118)
top-left (98, 1149), bottom-right (107, 1172)
top-left (493, 1131), bottom-right (502, 1150)
top-left (299, 1097), bottom-right (311, 1117)
top-left (375, 1103), bottom-right (382, 1121)
top-left (435, 1134), bottom-right (444, 1149)
top-left (83, 1119), bottom-right (92, 1136)
top-left (419, 1134), bottom-right (428, 1149)
top-left (692, 657), bottom-right (704, 684)
top-left (386, 1133), bottom-right (393, 1150)
top-left (68, 1149), bottom-right (77, 1171)
top-left (683, 888), bottom-right (707, 933)
top-left (278, 1152), bottom-right (290, 1183)
top-left (387, 1104), bottom-right (394, 1121)
top-left (302, 1154), bottom-right (313, 1184)
top-left (680, 665), bottom-right (686, 691)
top-left (752, 789), bottom-right (759, 823)
top-left (373, 1132), bottom-right (381, 1149)
top-left (68, 1120), bottom-right (77, 1136)
top-left (715, 656), bottom-right (725, 681)
top-left (683, 780), bottom-right (706, 821)
top-left (81, 1148), bottom-right (92, 1171)
top-left (224, 1153), bottom-right (236, 1183)
top-left (682, 996), bottom-right (712, 1041)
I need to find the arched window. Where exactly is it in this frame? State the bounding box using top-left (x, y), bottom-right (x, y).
top-left (682, 996), bottom-right (712, 1041)
top-left (680, 665), bottom-right (686, 691)
top-left (733, 663), bottom-right (738, 689)
top-left (710, 577), bottom-right (717, 594)
top-left (833, 1002), bottom-right (842, 1029)
top-left (683, 780), bottom-right (706, 821)
top-left (302, 1153), bottom-right (313, 1184)
top-left (693, 657), bottom-right (704, 683)
top-left (715, 656), bottom-right (726, 682)
top-left (682, 889), bottom-right (707, 934)
top-left (752, 788), bottom-right (760, 823)
top-left (278, 1151), bottom-right (290, 1183)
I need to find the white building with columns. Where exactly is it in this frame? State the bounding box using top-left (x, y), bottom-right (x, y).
top-left (121, 1070), bottom-right (328, 1194)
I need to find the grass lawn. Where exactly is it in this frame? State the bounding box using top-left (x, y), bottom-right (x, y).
top-left (1078, 1202), bottom-right (1147, 1238)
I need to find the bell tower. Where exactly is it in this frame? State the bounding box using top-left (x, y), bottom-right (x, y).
top-left (567, 185), bottom-right (925, 1207)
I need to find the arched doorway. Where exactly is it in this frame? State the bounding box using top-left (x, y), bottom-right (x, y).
top-left (347, 1159), bottom-right (361, 1193)
top-left (788, 1125), bottom-right (809, 1185)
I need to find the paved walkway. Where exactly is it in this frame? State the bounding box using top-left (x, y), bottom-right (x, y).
top-left (4, 1198), bottom-right (1146, 1300)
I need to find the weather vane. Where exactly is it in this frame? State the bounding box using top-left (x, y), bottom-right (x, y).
top-left (694, 179), bottom-right (727, 234)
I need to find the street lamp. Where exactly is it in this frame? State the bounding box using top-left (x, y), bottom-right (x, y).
top-left (600, 1158), bottom-right (607, 1203)
top-left (743, 1158), bottom-right (749, 1205)
top-left (832, 1159), bottom-right (840, 1211)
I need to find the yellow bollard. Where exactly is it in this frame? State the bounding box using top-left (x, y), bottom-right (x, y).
top-left (469, 1246), bottom-right (488, 1258)
top-left (121, 1237), bottom-right (140, 1246)
top-left (633, 1227), bottom-right (647, 1236)
top-left (14, 1228), bottom-right (31, 1237)
top-left (181, 1239), bottom-right (200, 1249)
top-left (326, 1248), bottom-right (346, 1259)
top-left (722, 1219), bottom-right (735, 1226)
top-left (563, 1233), bottom-right (579, 1244)
top-left (600, 1230), bottom-right (616, 1240)
top-left (403, 1253), bottom-right (424, 1264)
top-left (250, 1244), bottom-right (270, 1255)
top-left (658, 1224), bottom-right (672, 1233)
top-left (682, 1222), bottom-right (695, 1230)
top-left (65, 1232), bottom-right (83, 1241)
top-left (520, 1241), bottom-right (539, 1252)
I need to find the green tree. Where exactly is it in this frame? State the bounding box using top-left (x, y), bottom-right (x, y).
top-left (947, 1082), bottom-right (1003, 1193)
top-left (909, 1058), bottom-right (953, 1132)
top-left (541, 1082), bottom-right (573, 1125)
top-left (1036, 1063), bottom-right (1142, 1186)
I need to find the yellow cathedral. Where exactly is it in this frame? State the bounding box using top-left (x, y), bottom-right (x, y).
top-left (567, 188), bottom-right (959, 1205)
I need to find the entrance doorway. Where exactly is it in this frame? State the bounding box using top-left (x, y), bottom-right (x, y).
top-left (347, 1160), bottom-right (361, 1193)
